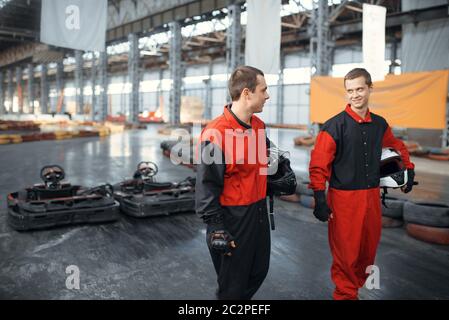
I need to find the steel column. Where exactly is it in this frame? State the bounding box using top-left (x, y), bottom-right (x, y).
top-left (7, 68), bottom-right (13, 112)
top-left (99, 51), bottom-right (108, 121)
top-left (169, 21), bottom-right (182, 124)
top-left (226, 2), bottom-right (242, 75)
top-left (15, 66), bottom-right (23, 113)
top-left (0, 72), bottom-right (4, 115)
top-left (28, 63), bottom-right (34, 114)
top-left (309, 0), bottom-right (332, 76)
top-left (75, 50), bottom-right (84, 115)
top-left (56, 60), bottom-right (64, 114)
top-left (40, 64), bottom-right (48, 114)
top-left (91, 54), bottom-right (97, 121)
top-left (128, 33), bottom-right (140, 124)
top-left (276, 53), bottom-right (285, 124)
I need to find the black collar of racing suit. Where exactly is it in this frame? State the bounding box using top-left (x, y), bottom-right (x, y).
top-left (226, 104), bottom-right (252, 130)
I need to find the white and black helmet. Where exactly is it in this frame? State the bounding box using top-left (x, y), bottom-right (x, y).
top-left (379, 148), bottom-right (408, 188)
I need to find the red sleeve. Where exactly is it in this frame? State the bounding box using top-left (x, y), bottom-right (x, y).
top-left (308, 131), bottom-right (336, 191)
top-left (382, 126), bottom-right (415, 170)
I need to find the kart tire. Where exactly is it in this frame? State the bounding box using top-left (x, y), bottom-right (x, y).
top-left (296, 181), bottom-right (314, 196)
top-left (299, 194), bottom-right (315, 209)
top-left (382, 216), bottom-right (403, 228)
top-left (406, 223), bottom-right (449, 245)
top-left (403, 201), bottom-right (449, 228)
top-left (381, 198), bottom-right (405, 219)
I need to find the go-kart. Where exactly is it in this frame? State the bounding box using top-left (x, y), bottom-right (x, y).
top-left (7, 165), bottom-right (120, 231)
top-left (112, 161), bottom-right (196, 217)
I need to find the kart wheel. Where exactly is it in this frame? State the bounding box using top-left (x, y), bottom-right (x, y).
top-left (403, 202), bottom-right (449, 228)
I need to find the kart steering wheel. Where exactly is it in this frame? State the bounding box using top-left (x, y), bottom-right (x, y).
top-left (137, 161), bottom-right (158, 179)
top-left (40, 165), bottom-right (65, 187)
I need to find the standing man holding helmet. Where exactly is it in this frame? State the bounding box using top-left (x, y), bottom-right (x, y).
top-left (308, 68), bottom-right (416, 300)
top-left (195, 66), bottom-right (271, 300)
top-left (195, 65), bottom-right (296, 300)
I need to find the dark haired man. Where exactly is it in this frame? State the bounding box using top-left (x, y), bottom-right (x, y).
top-left (309, 68), bottom-right (416, 300)
top-left (195, 66), bottom-right (271, 299)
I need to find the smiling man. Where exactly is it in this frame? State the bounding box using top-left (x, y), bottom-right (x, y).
top-left (308, 68), bottom-right (416, 300)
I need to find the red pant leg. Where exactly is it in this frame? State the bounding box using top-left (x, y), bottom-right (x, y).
top-left (327, 188), bottom-right (381, 300)
top-left (355, 188), bottom-right (382, 287)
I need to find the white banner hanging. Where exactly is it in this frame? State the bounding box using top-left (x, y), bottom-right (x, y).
top-left (40, 0), bottom-right (107, 52)
top-left (362, 4), bottom-right (387, 81)
top-left (245, 0), bottom-right (281, 75)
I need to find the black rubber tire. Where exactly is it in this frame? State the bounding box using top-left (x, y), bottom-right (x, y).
top-left (406, 223), bottom-right (449, 245)
top-left (296, 181), bottom-right (314, 196)
top-left (299, 194), bottom-right (315, 209)
top-left (382, 216), bottom-right (403, 228)
top-left (403, 202), bottom-right (449, 228)
top-left (381, 199), bottom-right (405, 219)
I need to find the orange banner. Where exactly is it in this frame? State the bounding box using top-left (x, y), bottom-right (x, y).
top-left (310, 70), bottom-right (449, 129)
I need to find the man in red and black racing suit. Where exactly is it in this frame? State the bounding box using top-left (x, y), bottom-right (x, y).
top-left (309, 68), bottom-right (416, 300)
top-left (195, 66), bottom-right (272, 300)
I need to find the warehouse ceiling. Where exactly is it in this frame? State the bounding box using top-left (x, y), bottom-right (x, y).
top-left (0, 0), bottom-right (41, 52)
top-left (0, 0), bottom-right (448, 70)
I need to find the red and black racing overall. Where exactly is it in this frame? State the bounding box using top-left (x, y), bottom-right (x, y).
top-left (309, 104), bottom-right (414, 300)
top-left (195, 105), bottom-right (270, 300)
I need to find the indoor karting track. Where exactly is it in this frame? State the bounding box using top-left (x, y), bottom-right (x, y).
top-left (1, 124), bottom-right (449, 299)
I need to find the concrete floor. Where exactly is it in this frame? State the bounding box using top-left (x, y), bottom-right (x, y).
top-left (1, 124), bottom-right (449, 299)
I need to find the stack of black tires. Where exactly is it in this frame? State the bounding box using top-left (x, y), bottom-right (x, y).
top-left (403, 202), bottom-right (449, 245)
top-left (382, 197), bottom-right (449, 245)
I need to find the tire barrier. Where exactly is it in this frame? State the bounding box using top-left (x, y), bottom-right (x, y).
top-left (279, 194), bottom-right (301, 202)
top-left (293, 135), bottom-right (316, 147)
top-left (20, 133), bottom-right (42, 142)
top-left (54, 131), bottom-right (74, 140)
top-left (158, 124), bottom-right (194, 136)
top-left (426, 147), bottom-right (449, 156)
top-left (124, 123), bottom-right (147, 130)
top-left (0, 120), bottom-right (40, 131)
top-left (0, 119), bottom-right (132, 145)
top-left (0, 128), bottom-right (112, 145)
top-left (0, 134), bottom-right (23, 144)
top-left (427, 153), bottom-right (449, 161)
top-left (160, 140), bottom-right (196, 170)
top-left (266, 123), bottom-right (308, 130)
top-left (299, 194), bottom-right (315, 209)
top-left (406, 223), bottom-right (449, 245)
top-left (381, 198), bottom-right (405, 219)
top-left (77, 130), bottom-right (100, 138)
top-left (382, 216), bottom-right (404, 228)
top-left (402, 140), bottom-right (421, 154)
top-left (404, 141), bottom-right (449, 161)
top-left (296, 181), bottom-right (314, 196)
top-left (403, 202), bottom-right (449, 228)
top-left (409, 149), bottom-right (429, 157)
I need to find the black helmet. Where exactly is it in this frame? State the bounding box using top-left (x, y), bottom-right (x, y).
top-left (267, 148), bottom-right (297, 196)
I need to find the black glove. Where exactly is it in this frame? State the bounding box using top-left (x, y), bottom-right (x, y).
top-left (313, 190), bottom-right (331, 222)
top-left (206, 215), bottom-right (235, 254)
top-left (403, 168), bottom-right (415, 193)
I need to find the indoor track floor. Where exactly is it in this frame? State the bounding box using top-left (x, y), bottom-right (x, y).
top-left (1, 124), bottom-right (448, 299)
